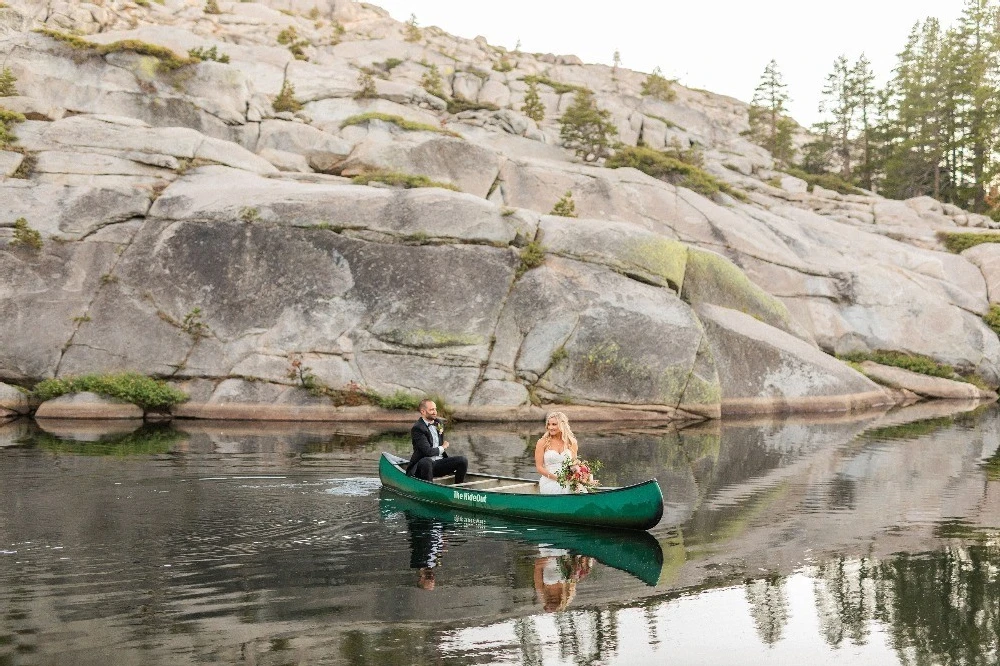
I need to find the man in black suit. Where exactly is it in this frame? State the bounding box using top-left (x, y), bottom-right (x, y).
top-left (407, 398), bottom-right (468, 483)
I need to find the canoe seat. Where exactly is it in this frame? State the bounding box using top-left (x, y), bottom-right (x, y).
top-left (452, 478), bottom-right (494, 487)
top-left (491, 482), bottom-right (537, 493)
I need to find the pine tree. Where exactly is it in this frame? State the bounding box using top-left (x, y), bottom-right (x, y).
top-left (747, 59), bottom-right (796, 165)
top-left (404, 14), bottom-right (421, 42)
top-left (420, 63), bottom-right (445, 99)
top-left (852, 54), bottom-right (878, 190)
top-left (818, 55), bottom-right (857, 180)
top-left (0, 67), bottom-right (16, 97)
top-left (521, 81), bottom-right (545, 122)
top-left (558, 89), bottom-right (617, 161)
top-left (355, 69), bottom-right (377, 99)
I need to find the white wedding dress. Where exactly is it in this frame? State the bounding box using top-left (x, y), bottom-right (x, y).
top-left (538, 449), bottom-right (573, 495)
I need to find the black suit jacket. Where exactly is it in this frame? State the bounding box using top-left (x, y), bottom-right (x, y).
top-left (407, 418), bottom-right (447, 475)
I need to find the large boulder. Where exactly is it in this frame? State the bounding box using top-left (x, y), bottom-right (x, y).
top-left (859, 361), bottom-right (997, 400)
top-left (697, 304), bottom-right (893, 415)
top-left (485, 257), bottom-right (720, 418)
top-left (34, 392), bottom-right (144, 419)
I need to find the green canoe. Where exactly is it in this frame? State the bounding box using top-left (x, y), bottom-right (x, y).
top-left (378, 452), bottom-right (664, 531)
top-left (380, 491), bottom-right (664, 585)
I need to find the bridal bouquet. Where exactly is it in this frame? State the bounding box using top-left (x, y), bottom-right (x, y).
top-left (556, 457), bottom-right (603, 493)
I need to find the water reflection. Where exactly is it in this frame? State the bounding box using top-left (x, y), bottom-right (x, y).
top-left (2, 401), bottom-right (1000, 664)
top-left (381, 492), bottom-right (664, 587)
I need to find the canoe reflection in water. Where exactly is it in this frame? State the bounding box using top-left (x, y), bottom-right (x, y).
top-left (534, 548), bottom-right (594, 612)
top-left (381, 491), bottom-right (663, 590)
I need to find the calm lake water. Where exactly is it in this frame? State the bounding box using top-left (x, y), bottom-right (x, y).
top-left (3, 401), bottom-right (1000, 665)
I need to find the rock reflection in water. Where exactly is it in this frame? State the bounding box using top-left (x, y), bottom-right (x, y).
top-left (3, 401), bottom-right (1000, 664)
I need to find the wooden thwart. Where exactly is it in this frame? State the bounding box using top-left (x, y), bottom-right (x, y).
top-left (491, 482), bottom-right (536, 492)
top-left (452, 478), bottom-right (494, 487)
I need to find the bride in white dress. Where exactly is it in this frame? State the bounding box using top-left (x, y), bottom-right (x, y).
top-left (535, 411), bottom-right (579, 495)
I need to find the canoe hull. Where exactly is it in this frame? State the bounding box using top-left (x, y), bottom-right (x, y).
top-left (378, 453), bottom-right (664, 531)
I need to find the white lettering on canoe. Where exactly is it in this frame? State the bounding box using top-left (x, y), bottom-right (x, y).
top-left (454, 490), bottom-right (487, 504)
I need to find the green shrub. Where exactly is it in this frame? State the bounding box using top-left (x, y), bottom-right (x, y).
top-left (446, 97), bottom-right (499, 114)
top-left (351, 170), bottom-right (459, 191)
top-left (839, 350), bottom-right (955, 379)
top-left (559, 89), bottom-right (617, 161)
top-left (340, 112), bottom-right (459, 136)
top-left (375, 390), bottom-right (421, 410)
top-left (492, 56), bottom-right (513, 72)
top-left (984, 304), bottom-right (1000, 336)
top-left (272, 80), bottom-right (302, 113)
top-left (204, 0), bottom-right (221, 13)
top-left (607, 146), bottom-right (748, 202)
top-left (0, 67), bottom-right (16, 96)
top-left (382, 57), bottom-right (404, 71)
top-left (784, 167), bottom-right (863, 195)
top-left (641, 66), bottom-right (675, 102)
top-left (32, 372), bottom-right (189, 411)
top-left (188, 45), bottom-right (230, 63)
top-left (0, 106), bottom-right (25, 146)
top-left (517, 241), bottom-right (546, 277)
top-left (9, 217), bottom-right (42, 250)
top-left (521, 75), bottom-right (588, 96)
top-left (276, 26), bottom-right (309, 60)
top-left (937, 231), bottom-right (1000, 254)
top-left (550, 191), bottom-right (577, 217)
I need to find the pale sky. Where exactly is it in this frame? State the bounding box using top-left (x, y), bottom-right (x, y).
top-left (372, 0), bottom-right (968, 127)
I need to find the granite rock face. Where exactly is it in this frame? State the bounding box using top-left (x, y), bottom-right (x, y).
top-left (1, 0), bottom-right (998, 419)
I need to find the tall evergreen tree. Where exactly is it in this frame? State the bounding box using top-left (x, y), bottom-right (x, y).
top-left (852, 54), bottom-right (878, 190)
top-left (747, 59), bottom-right (796, 165)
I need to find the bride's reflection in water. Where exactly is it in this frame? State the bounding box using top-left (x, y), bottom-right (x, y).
top-left (534, 548), bottom-right (594, 612)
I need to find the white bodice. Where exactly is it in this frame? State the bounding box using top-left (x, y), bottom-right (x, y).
top-left (543, 448), bottom-right (572, 473)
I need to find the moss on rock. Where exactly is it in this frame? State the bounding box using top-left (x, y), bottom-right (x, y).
top-left (681, 248), bottom-right (800, 337)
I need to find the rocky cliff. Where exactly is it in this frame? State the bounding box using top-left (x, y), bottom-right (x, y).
top-left (1, 0), bottom-right (997, 420)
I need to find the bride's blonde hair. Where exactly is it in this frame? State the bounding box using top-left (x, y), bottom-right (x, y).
top-left (543, 411), bottom-right (577, 448)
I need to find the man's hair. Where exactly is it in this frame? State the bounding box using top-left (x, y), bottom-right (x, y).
top-left (418, 398), bottom-right (435, 412)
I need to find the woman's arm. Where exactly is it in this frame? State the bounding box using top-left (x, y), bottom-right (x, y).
top-left (535, 439), bottom-right (556, 479)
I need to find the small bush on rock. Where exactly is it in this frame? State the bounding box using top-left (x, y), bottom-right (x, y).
top-left (517, 241), bottom-right (545, 277)
top-left (355, 69), bottom-right (378, 98)
top-left (188, 45), bottom-right (230, 63)
top-left (420, 63), bottom-right (446, 99)
top-left (32, 372), bottom-right (189, 411)
top-left (984, 305), bottom-right (1000, 336)
top-left (9, 217), bottom-right (42, 250)
top-left (839, 350), bottom-right (956, 379)
top-left (641, 67), bottom-right (676, 102)
top-left (937, 231), bottom-right (1000, 254)
top-left (550, 191), bottom-right (577, 217)
top-left (0, 106), bottom-right (25, 146)
top-left (351, 170), bottom-right (459, 191)
top-left (0, 67), bottom-right (16, 96)
top-left (606, 146), bottom-right (748, 202)
top-left (341, 112), bottom-right (460, 137)
top-left (204, 0), bottom-right (221, 14)
top-left (272, 80), bottom-right (302, 113)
